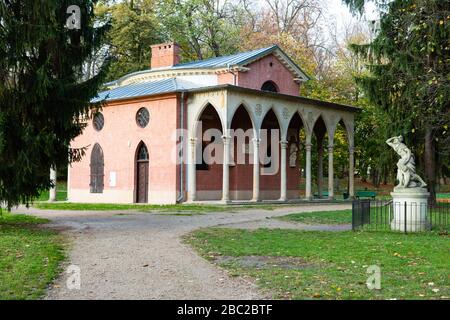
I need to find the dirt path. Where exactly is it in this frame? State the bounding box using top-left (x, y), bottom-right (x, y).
top-left (14, 203), bottom-right (350, 300)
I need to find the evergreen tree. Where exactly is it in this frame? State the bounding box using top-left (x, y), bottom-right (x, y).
top-left (0, 1), bottom-right (110, 209)
top-left (343, 0), bottom-right (450, 202)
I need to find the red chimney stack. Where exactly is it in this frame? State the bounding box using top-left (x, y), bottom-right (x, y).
top-left (151, 42), bottom-right (181, 69)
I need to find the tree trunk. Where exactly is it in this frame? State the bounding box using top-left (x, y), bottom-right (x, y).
top-left (424, 125), bottom-right (436, 205)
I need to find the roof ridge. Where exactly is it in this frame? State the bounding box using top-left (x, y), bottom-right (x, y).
top-left (173, 45), bottom-right (277, 68)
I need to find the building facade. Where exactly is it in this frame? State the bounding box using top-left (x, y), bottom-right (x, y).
top-left (68, 43), bottom-right (358, 204)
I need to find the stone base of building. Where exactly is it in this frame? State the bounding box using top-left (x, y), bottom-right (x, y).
top-left (196, 190), bottom-right (302, 201)
top-left (390, 187), bottom-right (430, 232)
top-left (68, 189), bottom-right (178, 204)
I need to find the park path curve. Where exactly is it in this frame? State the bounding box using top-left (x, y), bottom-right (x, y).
top-left (14, 203), bottom-right (351, 300)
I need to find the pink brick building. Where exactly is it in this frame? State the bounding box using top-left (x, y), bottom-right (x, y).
top-left (68, 43), bottom-right (358, 204)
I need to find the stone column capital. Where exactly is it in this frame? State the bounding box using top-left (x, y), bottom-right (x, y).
top-left (252, 137), bottom-right (261, 144)
top-left (280, 140), bottom-right (288, 148)
top-left (349, 146), bottom-right (355, 154)
top-left (328, 145), bottom-right (334, 153)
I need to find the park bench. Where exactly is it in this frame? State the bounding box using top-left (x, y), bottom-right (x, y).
top-left (355, 190), bottom-right (377, 199)
top-left (314, 191), bottom-right (329, 198)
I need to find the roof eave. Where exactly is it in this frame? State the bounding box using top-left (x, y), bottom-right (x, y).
top-left (184, 84), bottom-right (360, 112)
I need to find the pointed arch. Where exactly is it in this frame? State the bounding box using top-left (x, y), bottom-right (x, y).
top-left (135, 141), bottom-right (149, 203)
top-left (287, 110), bottom-right (307, 136)
top-left (260, 108), bottom-right (281, 199)
top-left (135, 141), bottom-right (149, 161)
top-left (230, 101), bottom-right (256, 134)
top-left (285, 111), bottom-right (306, 199)
top-left (230, 104), bottom-right (255, 200)
top-left (312, 115), bottom-right (329, 151)
top-left (260, 107), bottom-right (282, 131)
top-left (90, 143), bottom-right (104, 193)
top-left (194, 103), bottom-right (224, 200)
top-left (192, 101), bottom-right (225, 138)
top-left (337, 117), bottom-right (354, 147)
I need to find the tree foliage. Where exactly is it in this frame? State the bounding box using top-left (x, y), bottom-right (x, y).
top-left (0, 0), bottom-right (110, 208)
top-left (96, 0), bottom-right (163, 81)
top-left (343, 0), bottom-right (450, 200)
top-left (155, 0), bottom-right (244, 60)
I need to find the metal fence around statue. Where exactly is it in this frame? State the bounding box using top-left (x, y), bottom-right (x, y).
top-left (352, 200), bottom-right (449, 233)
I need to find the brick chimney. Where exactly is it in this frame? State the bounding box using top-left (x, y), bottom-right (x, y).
top-left (151, 42), bottom-right (181, 69)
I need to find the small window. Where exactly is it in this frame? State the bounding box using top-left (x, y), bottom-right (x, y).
top-left (137, 144), bottom-right (149, 161)
top-left (261, 81), bottom-right (278, 93)
top-left (93, 113), bottom-right (104, 131)
top-left (136, 107), bottom-right (150, 128)
top-left (90, 143), bottom-right (104, 193)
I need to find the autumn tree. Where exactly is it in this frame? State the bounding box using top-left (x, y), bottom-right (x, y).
top-left (155, 0), bottom-right (245, 60)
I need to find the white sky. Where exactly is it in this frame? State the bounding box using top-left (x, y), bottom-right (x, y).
top-left (325, 0), bottom-right (379, 25)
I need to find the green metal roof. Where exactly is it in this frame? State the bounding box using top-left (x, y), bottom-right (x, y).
top-left (92, 78), bottom-right (201, 103)
top-left (170, 45), bottom-right (278, 69)
top-left (105, 45), bottom-right (310, 87)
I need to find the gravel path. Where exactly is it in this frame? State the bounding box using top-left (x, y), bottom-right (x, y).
top-left (13, 203), bottom-right (350, 300)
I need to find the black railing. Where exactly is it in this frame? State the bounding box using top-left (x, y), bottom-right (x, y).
top-left (352, 200), bottom-right (449, 233)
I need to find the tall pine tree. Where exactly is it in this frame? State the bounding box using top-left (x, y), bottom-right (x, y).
top-left (343, 0), bottom-right (450, 202)
top-left (0, 1), bottom-right (110, 209)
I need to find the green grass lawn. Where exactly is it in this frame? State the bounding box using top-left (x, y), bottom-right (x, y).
top-left (277, 210), bottom-right (352, 225)
top-left (35, 181), bottom-right (68, 202)
top-left (0, 213), bottom-right (65, 299)
top-left (185, 228), bottom-right (450, 300)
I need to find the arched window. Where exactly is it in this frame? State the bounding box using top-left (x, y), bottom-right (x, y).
top-left (90, 143), bottom-right (104, 193)
top-left (137, 143), bottom-right (149, 160)
top-left (261, 81), bottom-right (278, 93)
top-left (136, 142), bottom-right (149, 203)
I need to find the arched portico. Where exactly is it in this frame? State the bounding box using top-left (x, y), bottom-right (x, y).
top-left (188, 103), bottom-right (224, 201)
top-left (229, 105), bottom-right (254, 200)
top-left (186, 87), bottom-right (357, 203)
top-left (312, 115), bottom-right (329, 199)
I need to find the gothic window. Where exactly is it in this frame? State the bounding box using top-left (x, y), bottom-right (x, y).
top-left (137, 143), bottom-right (149, 161)
top-left (90, 143), bottom-right (104, 193)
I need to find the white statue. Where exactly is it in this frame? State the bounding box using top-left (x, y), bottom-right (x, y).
top-left (386, 135), bottom-right (427, 189)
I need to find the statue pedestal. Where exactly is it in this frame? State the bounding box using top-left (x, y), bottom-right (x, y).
top-left (390, 188), bottom-right (430, 232)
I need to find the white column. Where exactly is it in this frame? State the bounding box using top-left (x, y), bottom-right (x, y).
top-left (49, 167), bottom-right (57, 202)
top-left (251, 138), bottom-right (260, 202)
top-left (279, 140), bottom-right (288, 201)
top-left (222, 135), bottom-right (230, 202)
top-left (317, 138), bottom-right (324, 198)
top-left (188, 138), bottom-right (197, 202)
top-left (328, 145), bottom-right (334, 200)
top-left (305, 143), bottom-right (312, 200)
top-left (349, 146), bottom-right (355, 198)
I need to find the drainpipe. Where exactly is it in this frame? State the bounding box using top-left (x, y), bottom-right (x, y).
top-left (177, 91), bottom-right (185, 203)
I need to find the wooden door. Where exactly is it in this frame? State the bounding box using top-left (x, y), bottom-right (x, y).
top-left (137, 161), bottom-right (148, 203)
top-left (136, 143), bottom-right (149, 203)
